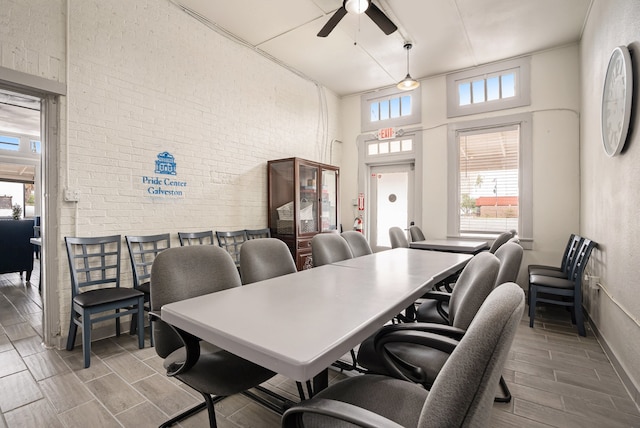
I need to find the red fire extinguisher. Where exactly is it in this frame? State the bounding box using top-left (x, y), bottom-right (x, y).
top-left (353, 215), bottom-right (364, 233)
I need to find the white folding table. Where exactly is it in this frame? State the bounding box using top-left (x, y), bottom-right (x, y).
top-left (161, 248), bottom-right (472, 390)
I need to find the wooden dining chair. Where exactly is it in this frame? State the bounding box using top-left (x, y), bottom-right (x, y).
top-left (244, 228), bottom-right (271, 239)
top-left (215, 230), bottom-right (248, 268)
top-left (65, 235), bottom-right (145, 368)
top-left (178, 230), bottom-right (214, 246)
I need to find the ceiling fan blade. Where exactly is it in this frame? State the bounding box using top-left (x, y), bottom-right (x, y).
top-left (365, 2), bottom-right (397, 35)
top-left (317, 6), bottom-right (348, 37)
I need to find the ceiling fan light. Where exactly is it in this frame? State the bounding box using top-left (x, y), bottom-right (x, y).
top-left (397, 74), bottom-right (420, 90)
top-left (345, 0), bottom-right (369, 14)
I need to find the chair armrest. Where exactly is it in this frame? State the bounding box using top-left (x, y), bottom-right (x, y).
top-left (374, 322), bottom-right (466, 341)
top-left (421, 290), bottom-right (452, 303)
top-left (282, 398), bottom-right (404, 428)
top-left (149, 311), bottom-right (201, 376)
top-left (373, 329), bottom-right (460, 386)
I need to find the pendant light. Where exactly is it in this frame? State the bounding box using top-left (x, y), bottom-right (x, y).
top-left (397, 43), bottom-right (420, 91)
top-left (345, 0), bottom-right (369, 14)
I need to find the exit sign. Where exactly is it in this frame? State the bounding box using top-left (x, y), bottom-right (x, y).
top-left (378, 127), bottom-right (396, 140)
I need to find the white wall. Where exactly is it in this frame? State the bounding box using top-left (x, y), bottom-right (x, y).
top-left (340, 44), bottom-right (581, 286)
top-left (2, 0), bottom-right (342, 346)
top-left (580, 0), bottom-right (640, 403)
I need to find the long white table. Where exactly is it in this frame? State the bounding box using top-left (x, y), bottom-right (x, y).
top-left (409, 238), bottom-right (488, 254)
top-left (161, 248), bottom-right (471, 387)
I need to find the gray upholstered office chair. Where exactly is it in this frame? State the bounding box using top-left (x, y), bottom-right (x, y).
top-left (409, 225), bottom-right (425, 242)
top-left (341, 231), bottom-right (372, 257)
top-left (240, 238), bottom-right (311, 400)
top-left (125, 233), bottom-right (171, 346)
top-left (529, 237), bottom-right (597, 336)
top-left (282, 282), bottom-right (525, 428)
top-left (357, 252), bottom-right (514, 401)
top-left (414, 242), bottom-right (523, 325)
top-left (240, 238), bottom-right (297, 285)
top-left (178, 230), bottom-right (214, 246)
top-left (65, 235), bottom-right (145, 368)
top-left (311, 233), bottom-right (353, 267)
top-left (488, 230), bottom-right (515, 253)
top-left (216, 230), bottom-right (247, 268)
top-left (150, 246), bottom-right (276, 427)
top-left (245, 228), bottom-right (271, 239)
top-left (389, 226), bottom-right (409, 248)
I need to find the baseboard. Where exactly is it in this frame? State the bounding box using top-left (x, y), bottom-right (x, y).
top-left (587, 313), bottom-right (640, 412)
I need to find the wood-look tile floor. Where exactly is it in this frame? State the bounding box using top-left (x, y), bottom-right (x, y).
top-left (1, 267), bottom-right (639, 427)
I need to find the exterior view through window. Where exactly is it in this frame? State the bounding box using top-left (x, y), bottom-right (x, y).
top-left (458, 125), bottom-right (519, 234)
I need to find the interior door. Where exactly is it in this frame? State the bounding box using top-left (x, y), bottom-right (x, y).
top-left (369, 163), bottom-right (415, 249)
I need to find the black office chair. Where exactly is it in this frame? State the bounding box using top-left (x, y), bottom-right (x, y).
top-left (409, 225), bottom-right (425, 242)
top-left (340, 231), bottom-right (372, 257)
top-left (245, 228), bottom-right (271, 239)
top-left (389, 226), bottom-right (409, 248)
top-left (215, 230), bottom-right (247, 269)
top-left (178, 230), bottom-right (214, 246)
top-left (65, 235), bottom-right (145, 368)
top-left (125, 233), bottom-right (171, 346)
top-left (282, 283), bottom-right (525, 427)
top-left (311, 233), bottom-right (353, 267)
top-left (357, 251), bottom-right (514, 402)
top-left (150, 245), bottom-right (276, 427)
top-left (529, 237), bottom-right (597, 336)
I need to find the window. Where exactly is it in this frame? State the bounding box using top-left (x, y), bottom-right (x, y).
top-left (361, 86), bottom-right (421, 132)
top-left (448, 114), bottom-right (532, 242)
top-left (367, 138), bottom-right (413, 157)
top-left (0, 135), bottom-right (20, 152)
top-left (447, 57), bottom-right (530, 118)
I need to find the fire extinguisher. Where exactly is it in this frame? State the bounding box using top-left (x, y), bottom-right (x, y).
top-left (353, 215), bottom-right (364, 233)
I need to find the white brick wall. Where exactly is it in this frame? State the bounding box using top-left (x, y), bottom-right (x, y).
top-left (2, 0), bottom-right (342, 344)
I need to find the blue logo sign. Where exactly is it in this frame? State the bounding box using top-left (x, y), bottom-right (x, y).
top-left (155, 151), bottom-right (176, 175)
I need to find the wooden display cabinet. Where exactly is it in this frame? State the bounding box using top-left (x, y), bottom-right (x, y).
top-left (268, 157), bottom-right (339, 270)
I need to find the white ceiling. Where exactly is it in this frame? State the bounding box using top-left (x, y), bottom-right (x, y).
top-left (173, 0), bottom-right (592, 96)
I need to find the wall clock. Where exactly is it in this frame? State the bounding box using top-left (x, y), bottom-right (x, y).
top-left (601, 46), bottom-right (633, 157)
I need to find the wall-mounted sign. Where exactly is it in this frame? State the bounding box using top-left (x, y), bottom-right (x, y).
top-left (377, 127), bottom-right (396, 140)
top-left (142, 152), bottom-right (187, 197)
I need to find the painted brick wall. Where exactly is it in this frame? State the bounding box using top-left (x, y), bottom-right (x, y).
top-left (2, 0), bottom-right (342, 344)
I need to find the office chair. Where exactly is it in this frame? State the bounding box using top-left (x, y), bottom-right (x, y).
top-left (409, 225), bottom-right (425, 242)
top-left (488, 230), bottom-right (516, 253)
top-left (282, 283), bottom-right (525, 427)
top-left (340, 230), bottom-right (373, 257)
top-left (389, 226), bottom-right (409, 248)
top-left (150, 245), bottom-right (276, 427)
top-left (311, 233), bottom-right (353, 267)
top-left (65, 235), bottom-right (145, 368)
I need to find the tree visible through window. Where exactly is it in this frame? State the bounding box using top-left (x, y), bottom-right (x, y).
top-left (458, 125), bottom-right (519, 234)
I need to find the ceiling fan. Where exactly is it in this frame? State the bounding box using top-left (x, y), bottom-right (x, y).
top-left (317, 0), bottom-right (398, 37)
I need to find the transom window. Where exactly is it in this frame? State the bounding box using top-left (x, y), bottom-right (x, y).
top-left (447, 57), bottom-right (530, 118)
top-left (367, 138), bottom-right (413, 157)
top-left (361, 86), bottom-right (421, 132)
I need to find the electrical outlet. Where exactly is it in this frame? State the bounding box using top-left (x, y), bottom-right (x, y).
top-left (64, 188), bottom-right (80, 202)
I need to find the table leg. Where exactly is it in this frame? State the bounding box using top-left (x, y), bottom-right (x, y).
top-left (312, 368), bottom-right (328, 393)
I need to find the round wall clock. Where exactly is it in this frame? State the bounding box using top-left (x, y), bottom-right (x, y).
top-left (601, 46), bottom-right (633, 157)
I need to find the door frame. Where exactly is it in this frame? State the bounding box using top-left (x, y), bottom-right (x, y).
top-left (1, 67), bottom-right (65, 348)
top-left (356, 126), bottom-right (423, 246)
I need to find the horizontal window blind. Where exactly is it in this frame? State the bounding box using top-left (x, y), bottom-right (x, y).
top-left (458, 125), bottom-right (519, 234)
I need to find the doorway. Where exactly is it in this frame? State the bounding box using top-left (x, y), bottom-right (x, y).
top-left (369, 163), bottom-right (415, 249)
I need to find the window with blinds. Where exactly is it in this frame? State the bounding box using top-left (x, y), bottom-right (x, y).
top-left (457, 124), bottom-right (519, 234)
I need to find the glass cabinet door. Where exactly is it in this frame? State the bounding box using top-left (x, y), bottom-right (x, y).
top-left (299, 163), bottom-right (318, 234)
top-left (321, 168), bottom-right (337, 232)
